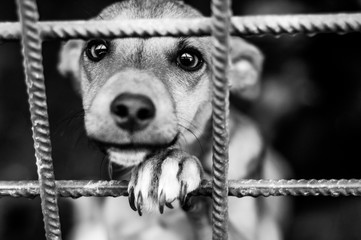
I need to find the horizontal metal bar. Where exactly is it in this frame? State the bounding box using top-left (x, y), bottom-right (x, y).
top-left (0, 180), bottom-right (128, 198)
top-left (1, 179), bottom-right (361, 199)
top-left (0, 13), bottom-right (360, 41)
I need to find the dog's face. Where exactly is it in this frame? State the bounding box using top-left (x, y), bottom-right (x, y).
top-left (58, 0), bottom-right (263, 167)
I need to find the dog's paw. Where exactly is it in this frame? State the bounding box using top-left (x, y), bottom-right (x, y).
top-left (127, 149), bottom-right (203, 215)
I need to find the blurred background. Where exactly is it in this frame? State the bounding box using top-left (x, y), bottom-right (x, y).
top-left (1, 0), bottom-right (361, 239)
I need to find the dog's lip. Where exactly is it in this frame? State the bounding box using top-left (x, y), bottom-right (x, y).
top-left (91, 133), bottom-right (179, 152)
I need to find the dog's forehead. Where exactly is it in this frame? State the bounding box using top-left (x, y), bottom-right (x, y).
top-left (96, 0), bottom-right (202, 20)
top-left (80, 0), bottom-right (210, 82)
top-left (106, 36), bottom-right (211, 74)
top-left (92, 0), bottom-right (207, 68)
top-left (112, 36), bottom-right (209, 56)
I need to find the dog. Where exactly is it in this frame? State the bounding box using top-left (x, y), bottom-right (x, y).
top-left (58, 0), bottom-right (290, 239)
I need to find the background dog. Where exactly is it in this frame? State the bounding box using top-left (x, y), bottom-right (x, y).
top-left (58, 0), bottom-right (290, 240)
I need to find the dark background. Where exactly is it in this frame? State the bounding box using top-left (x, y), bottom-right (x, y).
top-left (1, 0), bottom-right (361, 239)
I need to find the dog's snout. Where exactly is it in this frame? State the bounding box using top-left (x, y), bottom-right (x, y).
top-left (110, 93), bottom-right (156, 131)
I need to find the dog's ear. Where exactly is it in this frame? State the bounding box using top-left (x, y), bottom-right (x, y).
top-left (58, 40), bottom-right (84, 93)
top-left (229, 38), bottom-right (264, 101)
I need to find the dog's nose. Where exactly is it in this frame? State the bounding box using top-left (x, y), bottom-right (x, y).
top-left (110, 93), bottom-right (156, 131)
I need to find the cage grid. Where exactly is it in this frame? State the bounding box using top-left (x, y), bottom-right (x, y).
top-left (0, 0), bottom-right (361, 240)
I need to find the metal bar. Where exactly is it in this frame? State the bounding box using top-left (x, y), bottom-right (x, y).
top-left (0, 180), bottom-right (128, 198)
top-left (211, 0), bottom-right (232, 239)
top-left (16, 0), bottom-right (62, 239)
top-left (1, 13), bottom-right (361, 41)
top-left (2, 179), bottom-right (361, 198)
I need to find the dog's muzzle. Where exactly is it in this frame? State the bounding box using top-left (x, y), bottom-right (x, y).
top-left (84, 69), bottom-right (178, 152)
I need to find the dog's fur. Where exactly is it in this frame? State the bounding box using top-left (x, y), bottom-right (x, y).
top-left (58, 0), bottom-right (289, 239)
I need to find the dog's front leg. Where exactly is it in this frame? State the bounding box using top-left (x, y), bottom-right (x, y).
top-left (127, 148), bottom-right (203, 215)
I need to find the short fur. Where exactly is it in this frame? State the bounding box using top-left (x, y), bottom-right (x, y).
top-left (58, 1), bottom-right (289, 239)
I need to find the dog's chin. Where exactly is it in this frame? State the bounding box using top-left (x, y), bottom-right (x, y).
top-left (94, 135), bottom-right (179, 167)
top-left (107, 148), bottom-right (150, 167)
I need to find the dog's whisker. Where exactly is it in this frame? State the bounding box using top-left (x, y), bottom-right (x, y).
top-left (100, 154), bottom-right (110, 179)
top-left (111, 166), bottom-right (133, 175)
top-left (54, 108), bottom-right (87, 148)
top-left (54, 109), bottom-right (84, 133)
top-left (178, 124), bottom-right (204, 155)
top-left (177, 116), bottom-right (201, 134)
top-left (176, 132), bottom-right (188, 151)
top-left (74, 128), bottom-right (88, 147)
top-left (107, 160), bottom-right (113, 180)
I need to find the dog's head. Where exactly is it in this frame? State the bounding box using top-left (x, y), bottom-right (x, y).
top-left (58, 0), bottom-right (263, 167)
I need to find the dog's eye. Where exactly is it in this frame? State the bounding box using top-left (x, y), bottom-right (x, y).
top-left (176, 51), bottom-right (203, 71)
top-left (85, 39), bottom-right (109, 62)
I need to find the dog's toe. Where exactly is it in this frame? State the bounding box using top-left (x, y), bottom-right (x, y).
top-left (157, 150), bottom-right (203, 210)
top-left (127, 160), bottom-right (157, 214)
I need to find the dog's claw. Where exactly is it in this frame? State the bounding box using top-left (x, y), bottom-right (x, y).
top-left (166, 202), bottom-right (174, 209)
top-left (136, 194), bottom-right (143, 216)
top-left (128, 187), bottom-right (137, 212)
top-left (179, 181), bottom-right (184, 204)
top-left (179, 181), bottom-right (188, 206)
top-left (158, 190), bottom-right (166, 214)
top-left (107, 163), bottom-right (113, 179)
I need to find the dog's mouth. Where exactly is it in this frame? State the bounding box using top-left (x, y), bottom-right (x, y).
top-left (92, 134), bottom-right (179, 167)
top-left (93, 133), bottom-right (179, 152)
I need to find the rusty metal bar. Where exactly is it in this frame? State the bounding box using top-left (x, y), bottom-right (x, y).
top-left (0, 180), bottom-right (128, 198)
top-left (2, 179), bottom-right (361, 198)
top-left (211, 0), bottom-right (232, 239)
top-left (16, 0), bottom-right (62, 239)
top-left (1, 13), bottom-right (361, 41)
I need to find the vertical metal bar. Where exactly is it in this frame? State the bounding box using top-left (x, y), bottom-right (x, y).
top-left (16, 0), bottom-right (62, 239)
top-left (211, 0), bottom-right (232, 239)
